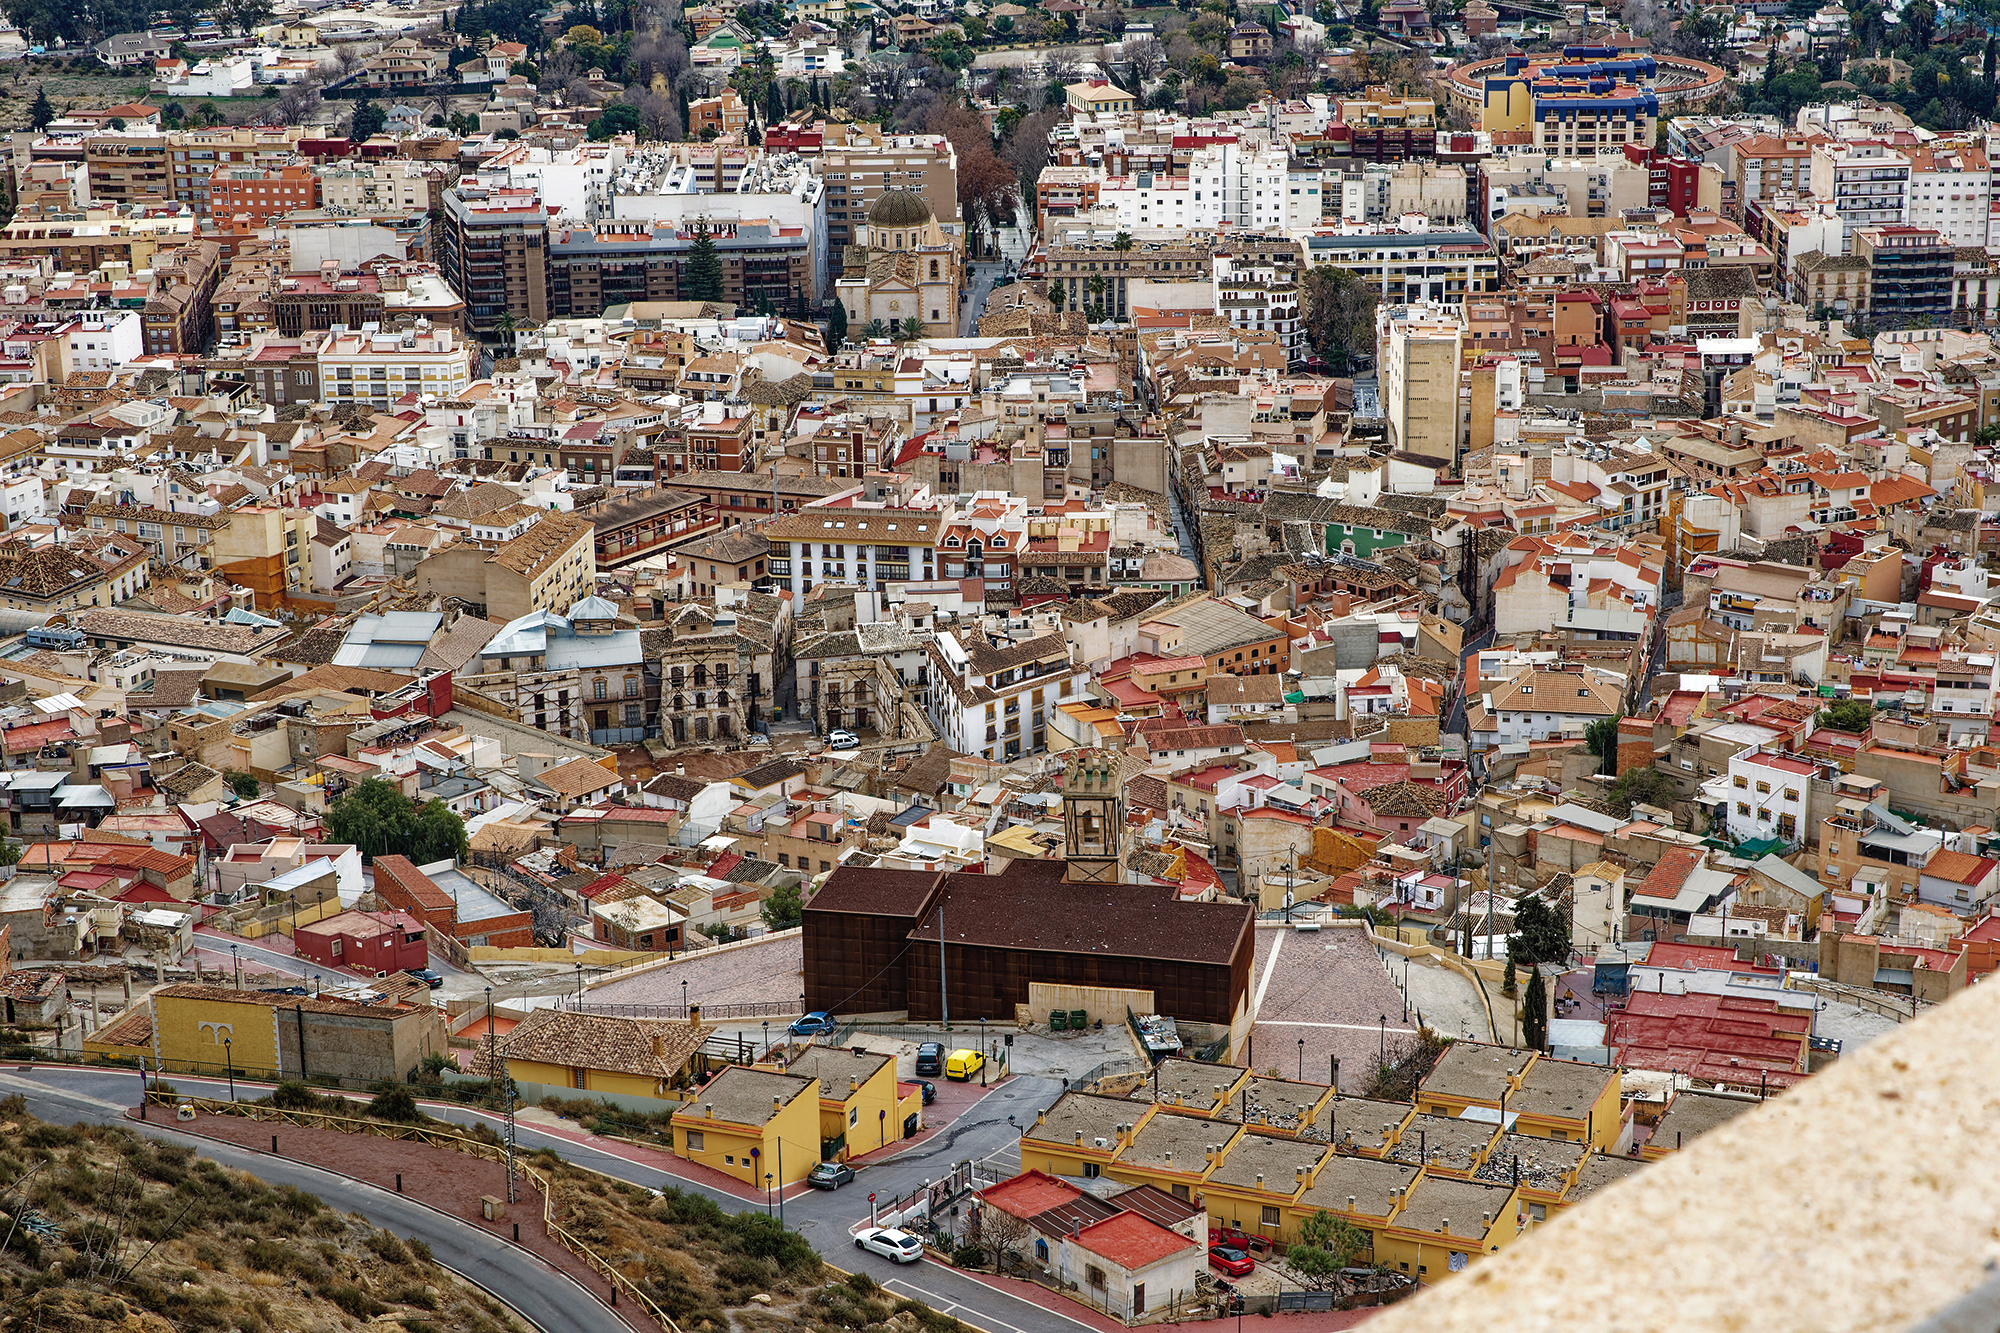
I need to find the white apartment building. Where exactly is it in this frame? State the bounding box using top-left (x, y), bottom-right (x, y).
top-left (1305, 221), bottom-right (1501, 303)
top-left (1377, 301), bottom-right (1464, 463)
top-left (1718, 748), bottom-right (1815, 846)
top-left (318, 160), bottom-right (435, 213)
top-left (315, 323), bottom-right (475, 411)
top-left (63, 311), bottom-right (142, 372)
top-left (1808, 140), bottom-right (1911, 252)
top-left (1902, 141), bottom-right (1995, 247)
top-left (926, 628), bottom-right (1087, 762)
top-left (1213, 253), bottom-right (1303, 364)
top-left (764, 507), bottom-right (942, 600)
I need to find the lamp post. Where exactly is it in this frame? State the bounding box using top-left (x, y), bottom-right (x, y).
top-left (682, 978), bottom-right (689, 1019)
top-left (223, 1036), bottom-right (235, 1102)
top-left (777, 1136), bottom-right (785, 1227)
top-left (763, 1019), bottom-right (771, 1063)
top-left (1297, 1037), bottom-right (1304, 1080)
top-left (1403, 955), bottom-right (1410, 1024)
top-left (765, 1171), bottom-right (774, 1217)
top-left (1379, 1014), bottom-right (1386, 1066)
top-left (979, 1017), bottom-right (987, 1086)
top-left (574, 963), bottom-right (583, 1010)
top-left (231, 943), bottom-right (240, 990)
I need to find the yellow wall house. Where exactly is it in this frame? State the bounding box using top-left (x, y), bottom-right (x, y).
top-left (1416, 1043), bottom-right (1624, 1151)
top-left (489, 1008), bottom-right (709, 1102)
top-left (1021, 1092), bottom-right (1160, 1178)
top-left (99, 983), bottom-right (446, 1084)
top-left (672, 1066), bottom-right (821, 1186)
top-left (773, 1046), bottom-right (905, 1158)
top-left (1372, 1175), bottom-right (1524, 1284)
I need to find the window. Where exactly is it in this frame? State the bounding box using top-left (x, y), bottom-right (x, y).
top-left (1732, 776), bottom-right (1747, 789)
top-left (1260, 1205), bottom-right (1280, 1225)
top-left (1082, 1162), bottom-right (1102, 1178)
top-left (594, 678), bottom-right (608, 701)
top-left (685, 1131), bottom-right (704, 1151)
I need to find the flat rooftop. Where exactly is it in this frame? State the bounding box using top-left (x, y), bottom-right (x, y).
top-left (1298, 1154), bottom-right (1421, 1219)
top-left (1420, 1041), bottom-right (1534, 1105)
top-left (425, 864), bottom-right (518, 924)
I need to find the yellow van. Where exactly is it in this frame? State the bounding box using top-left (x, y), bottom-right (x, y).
top-left (944, 1048), bottom-right (984, 1081)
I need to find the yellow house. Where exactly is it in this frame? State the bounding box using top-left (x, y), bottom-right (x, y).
top-left (672, 1066), bottom-right (821, 1186)
top-left (1290, 1154), bottom-right (1422, 1265)
top-left (1476, 1131), bottom-right (1589, 1222)
top-left (1504, 1056), bottom-right (1624, 1150)
top-left (1199, 1133), bottom-right (1331, 1246)
top-left (117, 983), bottom-right (444, 1084)
top-left (1021, 1092), bottom-right (1158, 1177)
top-left (1311, 1095), bottom-right (1416, 1158)
top-left (770, 1046), bottom-right (905, 1158)
top-left (1640, 1088), bottom-right (1756, 1162)
top-left (1379, 1113), bottom-right (1500, 1179)
top-left (1064, 80), bottom-right (1136, 115)
top-left (1113, 1107), bottom-right (1239, 1202)
top-left (489, 1008), bottom-right (708, 1103)
top-left (1215, 1075), bottom-right (1335, 1137)
top-left (1372, 1174), bottom-right (1523, 1283)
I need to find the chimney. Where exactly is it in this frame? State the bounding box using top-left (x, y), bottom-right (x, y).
top-left (849, 1078), bottom-right (858, 1095)
top-left (1255, 1173), bottom-right (1265, 1189)
top-left (704, 1102), bottom-right (714, 1117)
top-left (1164, 1150), bottom-right (1174, 1163)
top-left (1347, 1195), bottom-right (1357, 1213)
top-left (650, 1035), bottom-right (666, 1058)
top-left (1036, 1109), bottom-right (1047, 1126)
top-left (1074, 1130), bottom-right (1084, 1144)
top-left (773, 1096), bottom-right (783, 1115)
top-left (1439, 1219), bottom-right (1450, 1234)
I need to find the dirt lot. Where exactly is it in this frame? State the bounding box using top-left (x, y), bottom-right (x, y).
top-left (0, 57), bottom-right (288, 128)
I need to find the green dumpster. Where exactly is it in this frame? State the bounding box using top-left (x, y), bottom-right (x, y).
top-left (1050, 1010), bottom-right (1068, 1031)
top-left (1070, 1009), bottom-right (1087, 1029)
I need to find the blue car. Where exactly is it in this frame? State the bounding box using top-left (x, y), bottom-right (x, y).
top-left (790, 1011), bottom-right (837, 1037)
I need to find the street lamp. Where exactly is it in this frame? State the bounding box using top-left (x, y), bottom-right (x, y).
top-left (223, 1036), bottom-right (235, 1102)
top-left (1297, 1036), bottom-right (1304, 1080)
top-left (1403, 955), bottom-right (1410, 1024)
top-left (574, 963), bottom-right (583, 1010)
top-left (231, 943), bottom-right (240, 990)
top-left (979, 1017), bottom-right (987, 1086)
top-left (765, 1171), bottom-right (774, 1216)
top-left (763, 1019), bottom-right (771, 1063)
top-left (1379, 1014), bottom-right (1386, 1065)
top-left (682, 978), bottom-right (689, 1018)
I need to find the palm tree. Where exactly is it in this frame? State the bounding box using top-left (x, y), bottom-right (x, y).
top-left (862, 318), bottom-right (889, 339)
top-left (496, 309), bottom-right (517, 351)
top-left (1112, 231), bottom-right (1133, 251)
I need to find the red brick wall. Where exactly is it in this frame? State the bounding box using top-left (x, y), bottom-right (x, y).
top-left (371, 856), bottom-right (456, 931)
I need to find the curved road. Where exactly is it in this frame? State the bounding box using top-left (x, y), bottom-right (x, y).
top-left (0, 1067), bottom-right (617, 1333)
top-left (0, 1064), bottom-right (1097, 1333)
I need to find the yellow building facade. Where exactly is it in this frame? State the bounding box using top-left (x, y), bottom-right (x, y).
top-left (672, 1067), bottom-right (822, 1187)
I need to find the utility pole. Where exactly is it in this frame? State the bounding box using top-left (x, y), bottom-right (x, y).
top-left (937, 902), bottom-right (948, 1029)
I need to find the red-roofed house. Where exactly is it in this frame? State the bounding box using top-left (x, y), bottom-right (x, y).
top-left (1057, 1212), bottom-right (1201, 1319)
top-left (1917, 848), bottom-right (2000, 913)
top-left (1605, 990), bottom-right (1812, 1093)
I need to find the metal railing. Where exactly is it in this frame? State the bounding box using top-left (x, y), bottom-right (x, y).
top-left (148, 1092), bottom-right (680, 1333)
top-left (568, 1000), bottom-right (802, 1021)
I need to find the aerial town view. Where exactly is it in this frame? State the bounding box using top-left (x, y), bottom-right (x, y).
top-left (0, 0), bottom-right (1992, 1324)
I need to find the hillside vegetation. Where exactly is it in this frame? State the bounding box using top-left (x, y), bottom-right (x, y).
top-left (0, 1097), bottom-right (526, 1333)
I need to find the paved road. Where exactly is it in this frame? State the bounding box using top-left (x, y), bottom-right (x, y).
top-left (1446, 624), bottom-right (1493, 739)
top-left (960, 261), bottom-right (1006, 336)
top-left (0, 1067), bottom-right (621, 1333)
top-left (1, 1064), bottom-right (1099, 1333)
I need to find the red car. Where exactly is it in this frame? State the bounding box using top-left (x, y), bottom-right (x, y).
top-left (1209, 1226), bottom-right (1251, 1250)
top-left (1209, 1245), bottom-right (1255, 1278)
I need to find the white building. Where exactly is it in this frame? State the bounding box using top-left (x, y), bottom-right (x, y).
top-left (157, 56), bottom-right (256, 97)
top-left (927, 628), bottom-right (1087, 762)
top-left (1808, 139), bottom-right (1911, 252)
top-left (314, 323), bottom-right (476, 411)
top-left (318, 159), bottom-right (436, 213)
top-left (63, 311), bottom-right (143, 372)
top-left (1719, 748), bottom-right (1816, 846)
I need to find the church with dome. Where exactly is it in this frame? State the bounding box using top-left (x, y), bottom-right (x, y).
top-left (832, 188), bottom-right (962, 340)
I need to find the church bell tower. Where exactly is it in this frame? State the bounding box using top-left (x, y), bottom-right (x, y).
top-left (1063, 749), bottom-right (1126, 884)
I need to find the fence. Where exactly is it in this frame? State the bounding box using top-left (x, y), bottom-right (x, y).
top-left (146, 1092), bottom-right (680, 1333)
top-left (1065, 1057), bottom-right (1150, 1091)
top-left (567, 1000), bottom-right (803, 1021)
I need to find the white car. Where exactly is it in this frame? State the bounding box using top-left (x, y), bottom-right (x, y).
top-left (827, 729), bottom-right (861, 750)
top-left (854, 1226), bottom-right (923, 1263)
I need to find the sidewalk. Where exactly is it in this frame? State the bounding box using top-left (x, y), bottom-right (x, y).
top-left (150, 1107), bottom-right (657, 1333)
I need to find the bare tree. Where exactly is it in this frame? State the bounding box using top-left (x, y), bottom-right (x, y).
top-left (538, 49), bottom-right (583, 90)
top-left (1000, 107), bottom-right (1059, 195)
top-left (983, 1209), bottom-right (1032, 1273)
top-left (1043, 49), bottom-right (1083, 86)
top-left (1124, 34), bottom-right (1167, 81)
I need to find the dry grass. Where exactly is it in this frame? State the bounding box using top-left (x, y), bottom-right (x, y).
top-left (0, 1096), bottom-right (528, 1333)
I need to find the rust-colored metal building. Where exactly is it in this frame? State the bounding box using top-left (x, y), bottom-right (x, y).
top-left (803, 860), bottom-right (1254, 1026)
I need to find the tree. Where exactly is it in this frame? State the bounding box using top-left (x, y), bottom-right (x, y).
top-left (1047, 280), bottom-right (1066, 309)
top-left (765, 78), bottom-right (784, 124)
top-left (224, 770), bottom-right (260, 800)
top-left (1510, 894), bottom-right (1570, 969)
top-left (1605, 765), bottom-right (1677, 818)
top-left (1288, 1210), bottom-right (1369, 1285)
top-left (1523, 968), bottom-right (1548, 1051)
top-left (827, 299), bottom-right (848, 347)
top-left (685, 224), bottom-right (725, 302)
top-left (1583, 713), bottom-right (1621, 775)
top-left (1903, 0), bottom-right (1936, 48)
top-left (350, 97), bottom-right (388, 140)
top-left (1818, 699), bottom-right (1876, 733)
top-left (325, 777), bottom-right (468, 864)
top-left (982, 1207), bottom-right (1031, 1271)
top-left (27, 86), bottom-right (52, 131)
top-left (762, 882), bottom-right (804, 931)
top-left (1301, 265), bottom-right (1378, 373)
top-left (588, 102), bottom-right (642, 138)
top-left (862, 318), bottom-right (888, 339)
top-left (901, 317), bottom-right (923, 340)
top-left (1112, 231), bottom-right (1133, 251)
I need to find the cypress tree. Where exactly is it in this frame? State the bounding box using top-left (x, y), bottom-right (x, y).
top-left (685, 225), bottom-right (725, 303)
top-left (1523, 969), bottom-right (1548, 1052)
top-left (766, 80), bottom-right (784, 126)
top-left (828, 299), bottom-right (848, 347)
top-left (28, 86), bottom-right (53, 131)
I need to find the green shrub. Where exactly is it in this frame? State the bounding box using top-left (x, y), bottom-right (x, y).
top-left (321, 1283), bottom-right (386, 1319)
top-left (365, 1231), bottom-right (412, 1265)
top-left (951, 1243), bottom-right (984, 1268)
top-left (366, 1086), bottom-right (424, 1122)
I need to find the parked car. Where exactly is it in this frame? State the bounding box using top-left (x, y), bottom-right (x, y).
top-left (914, 1043), bottom-right (944, 1076)
top-left (790, 1011), bottom-right (837, 1037)
top-left (1209, 1226), bottom-right (1252, 1250)
top-left (917, 1080), bottom-right (936, 1105)
top-left (807, 1162), bottom-right (856, 1190)
top-left (827, 729), bottom-right (860, 750)
top-left (404, 968), bottom-right (444, 989)
top-left (1209, 1246), bottom-right (1255, 1278)
top-left (854, 1226), bottom-right (924, 1263)
top-left (944, 1048), bottom-right (984, 1081)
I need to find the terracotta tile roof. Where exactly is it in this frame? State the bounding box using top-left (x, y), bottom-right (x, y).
top-left (534, 756), bottom-right (622, 798)
top-left (491, 1007), bottom-right (708, 1078)
top-left (1634, 847), bottom-right (1703, 901)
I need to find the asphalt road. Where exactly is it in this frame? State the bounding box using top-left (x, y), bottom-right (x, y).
top-left (0, 1067), bottom-right (620, 1333)
top-left (960, 261), bottom-right (1006, 337)
top-left (0, 1065), bottom-right (1099, 1333)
